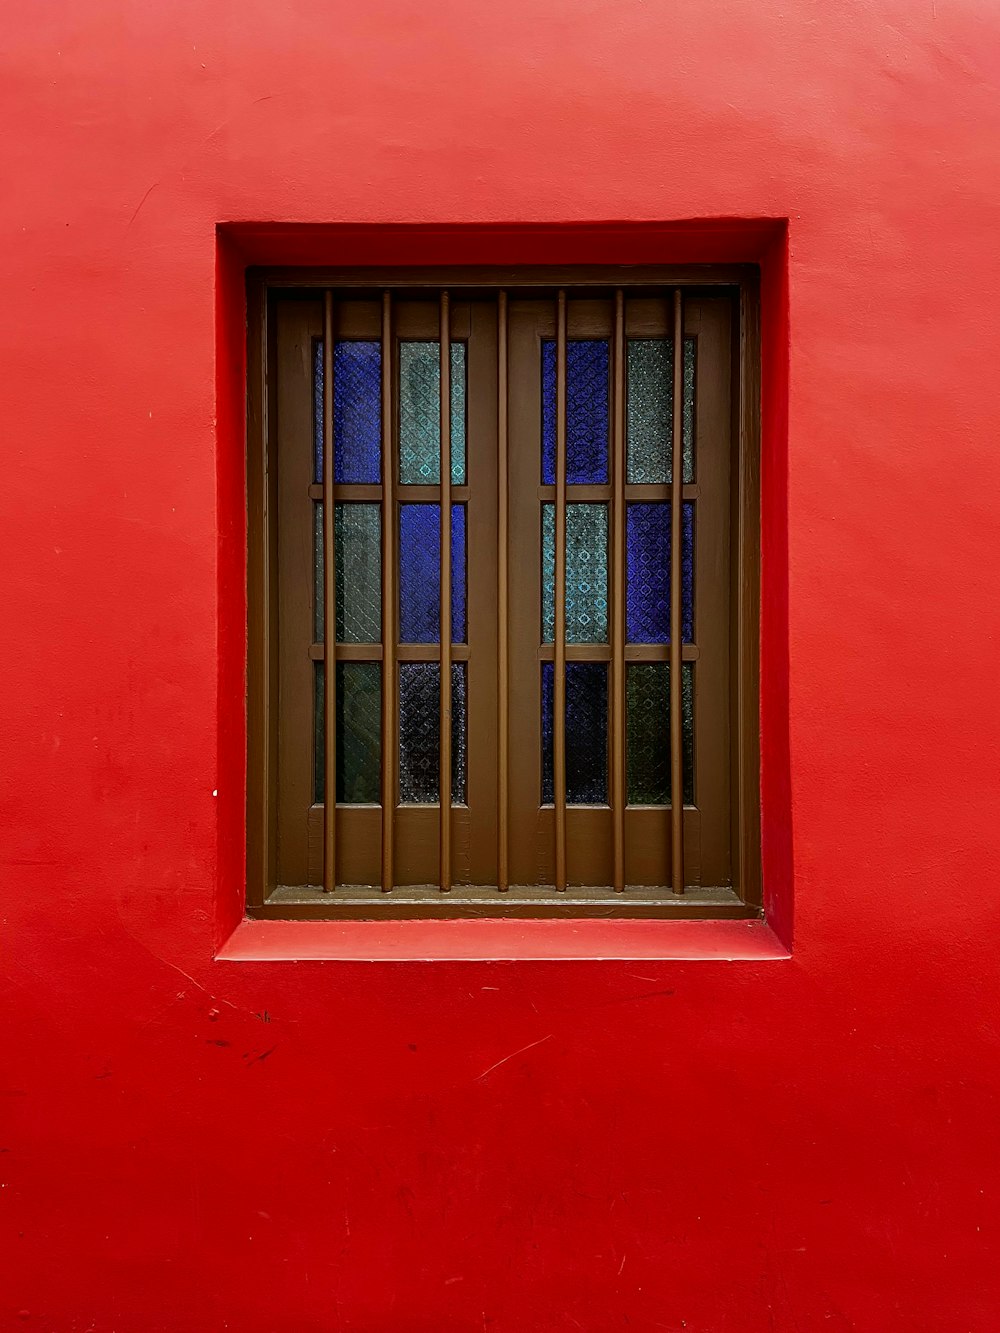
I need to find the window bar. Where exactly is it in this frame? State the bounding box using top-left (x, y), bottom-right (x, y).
top-left (497, 291), bottom-right (510, 891)
top-left (380, 290), bottom-right (395, 891)
top-left (670, 289), bottom-right (685, 895)
top-left (554, 290), bottom-right (568, 892)
top-left (322, 290), bottom-right (337, 892)
top-left (611, 290), bottom-right (626, 891)
top-left (439, 291), bottom-right (452, 892)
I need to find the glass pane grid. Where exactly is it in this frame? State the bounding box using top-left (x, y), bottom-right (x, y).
top-left (541, 661), bottom-right (609, 806)
top-left (313, 339), bottom-right (383, 485)
top-left (625, 501), bottom-right (694, 644)
top-left (314, 662), bottom-right (382, 806)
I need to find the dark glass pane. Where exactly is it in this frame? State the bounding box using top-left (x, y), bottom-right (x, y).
top-left (625, 501), bottom-right (694, 643)
top-left (625, 337), bottom-right (696, 485)
top-left (541, 503), bottom-right (609, 643)
top-left (541, 339), bottom-right (610, 484)
top-left (398, 504), bottom-right (466, 643)
top-left (626, 662), bottom-right (694, 806)
top-left (314, 340), bottom-right (382, 485)
top-left (398, 662), bottom-right (466, 804)
top-left (541, 662), bottom-right (608, 805)
top-left (314, 662), bottom-right (382, 805)
top-left (399, 342), bottom-right (466, 485)
top-left (314, 503), bottom-right (381, 643)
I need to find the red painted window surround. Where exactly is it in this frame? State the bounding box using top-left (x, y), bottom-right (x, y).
top-left (215, 220), bottom-right (791, 962)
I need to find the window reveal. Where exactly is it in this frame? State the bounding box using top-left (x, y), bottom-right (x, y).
top-left (248, 271), bottom-right (760, 918)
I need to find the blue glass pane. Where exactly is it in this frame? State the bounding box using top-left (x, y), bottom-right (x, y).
top-left (625, 338), bottom-right (696, 485)
top-left (398, 504), bottom-right (467, 643)
top-left (626, 662), bottom-right (694, 806)
top-left (399, 342), bottom-right (466, 484)
top-left (398, 662), bottom-right (466, 804)
top-left (626, 502), bottom-right (694, 643)
top-left (313, 662), bottom-right (381, 805)
top-left (541, 504), bottom-right (609, 643)
top-left (314, 340), bottom-right (382, 485)
top-left (541, 340), bottom-right (610, 484)
top-left (541, 662), bottom-right (608, 804)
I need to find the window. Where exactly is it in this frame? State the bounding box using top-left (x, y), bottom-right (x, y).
top-left (246, 268), bottom-right (760, 918)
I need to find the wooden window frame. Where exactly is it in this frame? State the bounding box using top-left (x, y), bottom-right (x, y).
top-left (246, 265), bottom-right (761, 921)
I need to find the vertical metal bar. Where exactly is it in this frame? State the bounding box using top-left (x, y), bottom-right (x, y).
top-left (611, 290), bottom-right (626, 892)
top-left (380, 291), bottom-right (395, 892)
top-left (497, 292), bottom-right (510, 892)
top-left (439, 292), bottom-right (452, 891)
top-left (322, 291), bottom-right (337, 892)
top-left (670, 290), bottom-right (685, 895)
top-left (554, 291), bottom-right (568, 892)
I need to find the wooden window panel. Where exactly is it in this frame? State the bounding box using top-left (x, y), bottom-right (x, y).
top-left (248, 269), bottom-right (761, 919)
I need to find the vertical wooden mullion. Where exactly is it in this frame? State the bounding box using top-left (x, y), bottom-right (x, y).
top-left (554, 291), bottom-right (568, 892)
top-left (497, 292), bottom-right (510, 891)
top-left (439, 292), bottom-right (452, 891)
top-left (380, 291), bottom-right (395, 891)
top-left (670, 289), bottom-right (685, 894)
top-left (322, 291), bottom-right (337, 892)
top-left (611, 290), bottom-right (626, 891)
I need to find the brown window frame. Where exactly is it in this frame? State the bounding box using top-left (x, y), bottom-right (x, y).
top-left (246, 266), bottom-right (761, 920)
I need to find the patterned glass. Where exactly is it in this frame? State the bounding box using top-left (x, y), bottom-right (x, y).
top-left (541, 662), bottom-right (608, 805)
top-left (398, 504), bottom-right (466, 643)
top-left (314, 503), bottom-right (381, 643)
top-left (398, 662), bottom-right (467, 804)
top-left (541, 503), bottom-right (609, 644)
top-left (626, 662), bottom-right (694, 806)
top-left (313, 340), bottom-right (382, 485)
top-left (399, 342), bottom-right (466, 485)
top-left (625, 338), bottom-right (696, 485)
top-left (313, 662), bottom-right (381, 805)
top-left (626, 502), bottom-right (694, 643)
top-left (541, 340), bottom-right (610, 484)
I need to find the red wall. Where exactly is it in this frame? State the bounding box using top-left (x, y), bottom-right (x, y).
top-left (3, 1), bottom-right (1000, 1328)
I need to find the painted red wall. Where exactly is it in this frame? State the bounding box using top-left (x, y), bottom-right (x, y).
top-left (3, 1), bottom-right (1000, 1328)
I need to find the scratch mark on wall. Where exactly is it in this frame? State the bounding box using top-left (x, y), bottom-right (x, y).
top-left (475, 1034), bottom-right (552, 1082)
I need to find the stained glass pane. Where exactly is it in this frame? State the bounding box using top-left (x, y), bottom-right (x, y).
top-left (399, 342), bottom-right (466, 485)
top-left (398, 504), bottom-right (466, 643)
top-left (625, 502), bottom-right (694, 643)
top-left (541, 662), bottom-right (608, 805)
top-left (314, 503), bottom-right (381, 643)
top-left (626, 662), bottom-right (694, 806)
top-left (625, 338), bottom-right (696, 485)
top-left (313, 662), bottom-right (381, 805)
top-left (541, 340), bottom-right (610, 484)
top-left (313, 340), bottom-right (382, 485)
top-left (398, 662), bottom-right (466, 804)
top-left (541, 504), bottom-right (609, 643)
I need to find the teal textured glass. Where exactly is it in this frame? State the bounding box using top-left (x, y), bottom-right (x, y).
top-left (626, 338), bottom-right (696, 484)
top-left (399, 342), bottom-right (466, 485)
top-left (314, 503), bottom-right (382, 643)
top-left (313, 662), bottom-right (381, 805)
top-left (625, 662), bottom-right (694, 806)
top-left (542, 504), bottom-right (609, 644)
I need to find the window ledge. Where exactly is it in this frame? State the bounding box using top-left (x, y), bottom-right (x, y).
top-left (217, 914), bottom-right (788, 962)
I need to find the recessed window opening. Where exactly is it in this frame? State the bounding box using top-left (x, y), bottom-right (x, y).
top-left (246, 268), bottom-right (760, 919)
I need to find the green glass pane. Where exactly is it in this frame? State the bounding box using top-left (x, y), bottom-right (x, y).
top-left (541, 503), bottom-right (609, 644)
top-left (626, 338), bottom-right (695, 485)
top-left (314, 662), bottom-right (381, 805)
top-left (399, 342), bottom-right (466, 485)
top-left (626, 662), bottom-right (694, 806)
top-left (315, 503), bottom-right (382, 643)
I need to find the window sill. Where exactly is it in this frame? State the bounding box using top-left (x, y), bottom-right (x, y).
top-left (217, 910), bottom-right (788, 962)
